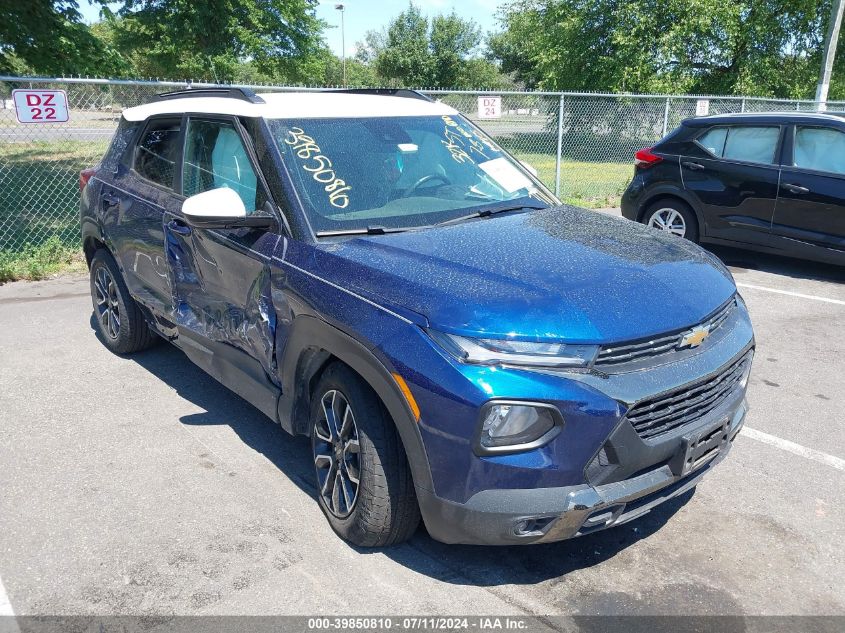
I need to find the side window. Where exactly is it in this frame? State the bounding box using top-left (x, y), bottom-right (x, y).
top-left (133, 118), bottom-right (181, 188)
top-left (182, 119), bottom-right (262, 212)
top-left (794, 126), bottom-right (845, 175)
top-left (697, 126), bottom-right (779, 164)
top-left (697, 127), bottom-right (728, 157)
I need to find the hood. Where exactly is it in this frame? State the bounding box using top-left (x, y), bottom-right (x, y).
top-left (311, 205), bottom-right (736, 344)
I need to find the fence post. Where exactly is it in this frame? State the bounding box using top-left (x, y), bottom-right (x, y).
top-left (662, 97), bottom-right (670, 137)
top-left (554, 94), bottom-right (564, 198)
top-left (741, 98), bottom-right (746, 113)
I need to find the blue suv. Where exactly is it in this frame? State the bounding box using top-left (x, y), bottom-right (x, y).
top-left (80, 88), bottom-right (755, 546)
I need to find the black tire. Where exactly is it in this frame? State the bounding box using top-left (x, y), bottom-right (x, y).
top-left (89, 249), bottom-right (158, 354)
top-left (310, 362), bottom-right (420, 547)
top-left (643, 198), bottom-right (700, 243)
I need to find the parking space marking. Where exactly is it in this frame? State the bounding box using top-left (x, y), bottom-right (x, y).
top-left (743, 426), bottom-right (845, 471)
top-left (0, 574), bottom-right (16, 621)
top-left (736, 282), bottom-right (845, 306)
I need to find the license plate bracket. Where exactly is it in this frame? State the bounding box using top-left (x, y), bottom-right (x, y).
top-left (674, 418), bottom-right (731, 476)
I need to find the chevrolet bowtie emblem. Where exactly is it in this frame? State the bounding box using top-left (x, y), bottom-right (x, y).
top-left (679, 325), bottom-right (710, 348)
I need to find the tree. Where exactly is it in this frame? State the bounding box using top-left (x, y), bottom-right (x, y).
top-left (108, 0), bottom-right (326, 82)
top-left (429, 13), bottom-right (482, 88)
top-left (491, 0), bottom-right (838, 98)
top-left (373, 3), bottom-right (433, 86)
top-left (364, 3), bottom-right (508, 88)
top-left (0, 1), bottom-right (126, 76)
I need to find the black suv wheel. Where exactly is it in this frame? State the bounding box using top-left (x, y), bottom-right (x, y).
top-left (89, 249), bottom-right (158, 354)
top-left (310, 362), bottom-right (420, 547)
top-left (643, 198), bottom-right (699, 243)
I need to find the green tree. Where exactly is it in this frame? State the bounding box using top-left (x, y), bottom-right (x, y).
top-left (365, 3), bottom-right (509, 88)
top-left (0, 1), bottom-right (125, 76)
top-left (429, 13), bottom-right (482, 87)
top-left (491, 0), bottom-right (838, 98)
top-left (373, 3), bottom-right (433, 86)
top-left (109, 0), bottom-right (326, 82)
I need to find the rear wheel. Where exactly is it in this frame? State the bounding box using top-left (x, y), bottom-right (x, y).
top-left (89, 249), bottom-right (157, 354)
top-left (310, 362), bottom-right (420, 547)
top-left (643, 199), bottom-right (699, 243)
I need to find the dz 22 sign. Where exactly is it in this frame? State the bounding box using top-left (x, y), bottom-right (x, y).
top-left (12, 90), bottom-right (70, 123)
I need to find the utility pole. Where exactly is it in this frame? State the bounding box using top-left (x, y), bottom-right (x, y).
top-left (335, 4), bottom-right (347, 87)
top-left (815, 0), bottom-right (845, 109)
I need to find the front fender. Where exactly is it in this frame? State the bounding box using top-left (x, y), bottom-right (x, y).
top-left (277, 315), bottom-right (434, 493)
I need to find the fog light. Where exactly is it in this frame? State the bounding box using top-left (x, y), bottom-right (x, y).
top-left (476, 402), bottom-right (561, 453)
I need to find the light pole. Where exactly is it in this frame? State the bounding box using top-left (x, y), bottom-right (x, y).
top-left (335, 3), bottom-right (347, 87)
top-left (816, 0), bottom-right (845, 109)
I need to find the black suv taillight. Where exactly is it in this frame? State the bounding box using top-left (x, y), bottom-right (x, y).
top-left (634, 147), bottom-right (663, 169)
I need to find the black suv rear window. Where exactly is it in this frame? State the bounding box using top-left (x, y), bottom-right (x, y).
top-left (133, 118), bottom-right (181, 188)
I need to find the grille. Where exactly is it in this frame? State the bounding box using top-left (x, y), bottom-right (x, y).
top-left (596, 298), bottom-right (736, 367)
top-left (626, 352), bottom-right (751, 440)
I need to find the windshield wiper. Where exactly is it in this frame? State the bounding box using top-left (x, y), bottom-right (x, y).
top-left (435, 202), bottom-right (548, 227)
top-left (315, 225), bottom-right (410, 237)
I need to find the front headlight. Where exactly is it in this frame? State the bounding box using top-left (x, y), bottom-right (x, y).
top-left (427, 329), bottom-right (599, 368)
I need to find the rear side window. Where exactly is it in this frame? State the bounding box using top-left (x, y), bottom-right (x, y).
top-left (133, 118), bottom-right (181, 188)
top-left (101, 117), bottom-right (138, 173)
top-left (794, 126), bottom-right (845, 175)
top-left (697, 126), bottom-right (780, 164)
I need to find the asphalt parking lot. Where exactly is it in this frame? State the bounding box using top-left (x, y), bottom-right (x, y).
top-left (0, 233), bottom-right (843, 621)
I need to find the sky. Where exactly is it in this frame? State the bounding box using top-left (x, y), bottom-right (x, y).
top-left (78, 1), bottom-right (509, 57)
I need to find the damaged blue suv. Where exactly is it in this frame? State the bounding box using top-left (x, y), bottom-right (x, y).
top-left (80, 88), bottom-right (754, 546)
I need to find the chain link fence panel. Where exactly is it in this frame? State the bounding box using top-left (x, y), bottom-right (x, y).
top-left (2, 77), bottom-right (843, 257)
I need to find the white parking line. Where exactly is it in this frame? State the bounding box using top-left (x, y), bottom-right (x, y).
top-left (742, 426), bottom-right (845, 471)
top-left (0, 576), bottom-right (13, 617)
top-left (736, 282), bottom-right (845, 306)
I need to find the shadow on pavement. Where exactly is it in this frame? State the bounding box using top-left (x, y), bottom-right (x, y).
top-left (706, 245), bottom-right (845, 284)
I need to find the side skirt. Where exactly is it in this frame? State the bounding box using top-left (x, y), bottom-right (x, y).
top-left (171, 326), bottom-right (282, 424)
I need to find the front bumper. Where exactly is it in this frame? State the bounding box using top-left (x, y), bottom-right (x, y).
top-left (418, 399), bottom-right (747, 545)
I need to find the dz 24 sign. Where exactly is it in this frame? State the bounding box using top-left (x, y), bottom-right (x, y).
top-left (12, 90), bottom-right (70, 123)
top-left (478, 96), bottom-right (502, 119)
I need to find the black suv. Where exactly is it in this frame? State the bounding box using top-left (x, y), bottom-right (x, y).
top-left (621, 112), bottom-right (845, 266)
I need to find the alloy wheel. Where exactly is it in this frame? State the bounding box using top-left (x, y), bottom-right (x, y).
top-left (648, 207), bottom-right (687, 237)
top-left (94, 265), bottom-right (121, 339)
top-left (313, 389), bottom-right (361, 518)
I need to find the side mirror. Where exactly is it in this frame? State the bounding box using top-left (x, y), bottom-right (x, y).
top-left (181, 187), bottom-right (277, 230)
top-left (519, 161), bottom-right (538, 177)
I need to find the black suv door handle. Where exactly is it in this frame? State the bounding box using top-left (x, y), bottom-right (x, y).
top-left (682, 161), bottom-right (705, 171)
top-left (102, 192), bottom-right (120, 206)
top-left (167, 218), bottom-right (192, 236)
top-left (781, 183), bottom-right (809, 195)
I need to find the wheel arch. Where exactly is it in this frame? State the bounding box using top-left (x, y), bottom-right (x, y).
top-left (81, 216), bottom-right (109, 268)
top-left (277, 316), bottom-right (434, 493)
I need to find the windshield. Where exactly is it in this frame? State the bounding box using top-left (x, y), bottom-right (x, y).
top-left (268, 114), bottom-right (557, 234)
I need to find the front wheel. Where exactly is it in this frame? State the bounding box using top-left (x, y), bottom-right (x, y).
top-left (643, 199), bottom-right (699, 243)
top-left (310, 362), bottom-right (420, 547)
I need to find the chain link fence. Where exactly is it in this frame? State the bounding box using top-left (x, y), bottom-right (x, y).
top-left (2, 76), bottom-right (843, 257)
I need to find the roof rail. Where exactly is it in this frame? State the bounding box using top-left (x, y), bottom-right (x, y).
top-left (332, 88), bottom-right (433, 102)
top-left (153, 87), bottom-right (265, 104)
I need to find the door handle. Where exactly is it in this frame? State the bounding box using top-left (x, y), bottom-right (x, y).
top-left (167, 219), bottom-right (192, 236)
top-left (101, 192), bottom-right (120, 206)
top-left (682, 161), bottom-right (705, 171)
top-left (781, 183), bottom-right (809, 195)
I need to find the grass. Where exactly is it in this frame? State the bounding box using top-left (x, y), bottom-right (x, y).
top-left (515, 152), bottom-right (632, 209)
top-left (0, 236), bottom-right (86, 282)
top-left (0, 139), bottom-right (106, 282)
